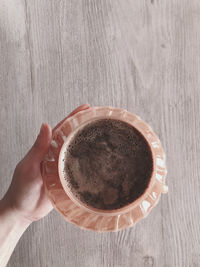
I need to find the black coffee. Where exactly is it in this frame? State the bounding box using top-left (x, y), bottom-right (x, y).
top-left (64, 118), bottom-right (153, 210)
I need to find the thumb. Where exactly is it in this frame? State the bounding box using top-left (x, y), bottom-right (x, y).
top-left (25, 123), bottom-right (52, 163)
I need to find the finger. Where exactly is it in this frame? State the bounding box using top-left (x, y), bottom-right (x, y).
top-left (53, 104), bottom-right (90, 132)
top-left (68, 103), bottom-right (91, 118)
top-left (25, 123), bottom-right (52, 163)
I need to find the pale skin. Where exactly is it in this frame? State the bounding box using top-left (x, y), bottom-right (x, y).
top-left (0, 104), bottom-right (90, 267)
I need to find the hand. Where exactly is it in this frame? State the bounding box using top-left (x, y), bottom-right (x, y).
top-left (1, 104), bottom-right (90, 223)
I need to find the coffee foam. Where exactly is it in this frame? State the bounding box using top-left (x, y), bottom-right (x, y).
top-left (63, 118), bottom-right (153, 210)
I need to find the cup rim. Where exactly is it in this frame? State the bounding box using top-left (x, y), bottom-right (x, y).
top-left (58, 107), bottom-right (159, 216)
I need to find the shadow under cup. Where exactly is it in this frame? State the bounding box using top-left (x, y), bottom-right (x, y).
top-left (58, 117), bottom-right (154, 214)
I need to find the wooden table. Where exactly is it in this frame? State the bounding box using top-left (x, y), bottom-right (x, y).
top-left (0, 1), bottom-right (199, 266)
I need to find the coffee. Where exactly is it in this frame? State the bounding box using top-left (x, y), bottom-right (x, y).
top-left (63, 118), bottom-right (153, 210)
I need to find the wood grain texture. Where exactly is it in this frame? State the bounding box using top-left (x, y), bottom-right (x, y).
top-left (0, 0), bottom-right (200, 266)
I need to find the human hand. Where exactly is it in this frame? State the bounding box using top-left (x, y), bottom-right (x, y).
top-left (1, 104), bottom-right (90, 223)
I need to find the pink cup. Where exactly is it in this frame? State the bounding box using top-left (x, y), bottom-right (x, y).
top-left (42, 106), bottom-right (168, 232)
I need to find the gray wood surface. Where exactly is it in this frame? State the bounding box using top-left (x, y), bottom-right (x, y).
top-left (0, 0), bottom-right (200, 266)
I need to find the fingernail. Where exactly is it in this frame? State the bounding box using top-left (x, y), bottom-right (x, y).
top-left (82, 104), bottom-right (90, 108)
top-left (39, 123), bottom-right (45, 134)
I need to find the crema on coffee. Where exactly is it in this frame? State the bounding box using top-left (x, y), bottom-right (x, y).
top-left (63, 118), bottom-right (153, 210)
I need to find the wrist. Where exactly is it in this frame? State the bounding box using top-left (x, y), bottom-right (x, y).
top-left (0, 198), bottom-right (31, 267)
top-left (0, 198), bottom-right (31, 231)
